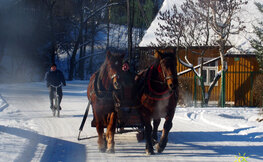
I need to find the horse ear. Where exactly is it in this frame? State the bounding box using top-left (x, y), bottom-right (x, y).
top-left (154, 50), bottom-right (161, 59)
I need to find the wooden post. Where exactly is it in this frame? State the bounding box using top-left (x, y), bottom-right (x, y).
top-left (221, 70), bottom-right (225, 107)
top-left (194, 75), bottom-right (197, 107)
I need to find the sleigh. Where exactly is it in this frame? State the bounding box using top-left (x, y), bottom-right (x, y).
top-left (78, 79), bottom-right (144, 141)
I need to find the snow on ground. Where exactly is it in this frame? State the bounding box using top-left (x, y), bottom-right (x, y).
top-left (0, 81), bottom-right (263, 162)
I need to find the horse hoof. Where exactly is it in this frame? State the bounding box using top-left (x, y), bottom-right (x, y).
top-left (99, 148), bottom-right (106, 153)
top-left (152, 138), bottom-right (158, 146)
top-left (106, 148), bottom-right (115, 154)
top-left (146, 149), bottom-right (155, 155)
top-left (156, 144), bottom-right (164, 153)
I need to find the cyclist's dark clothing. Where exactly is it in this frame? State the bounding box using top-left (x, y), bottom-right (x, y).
top-left (45, 70), bottom-right (66, 87)
top-left (45, 69), bottom-right (66, 109)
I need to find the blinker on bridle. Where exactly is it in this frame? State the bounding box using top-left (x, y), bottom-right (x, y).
top-left (111, 73), bottom-right (119, 80)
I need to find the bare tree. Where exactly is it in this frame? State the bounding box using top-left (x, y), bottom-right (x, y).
top-left (154, 3), bottom-right (212, 105)
top-left (127, 0), bottom-right (133, 63)
top-left (154, 4), bottom-right (185, 48)
top-left (42, 0), bottom-right (57, 64)
top-left (68, 0), bottom-right (119, 80)
top-left (180, 0), bottom-right (221, 106)
top-left (194, 0), bottom-right (247, 106)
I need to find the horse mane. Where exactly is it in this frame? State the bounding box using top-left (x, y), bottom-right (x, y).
top-left (98, 59), bottom-right (108, 80)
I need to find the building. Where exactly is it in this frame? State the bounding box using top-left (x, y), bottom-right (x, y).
top-left (138, 0), bottom-right (262, 106)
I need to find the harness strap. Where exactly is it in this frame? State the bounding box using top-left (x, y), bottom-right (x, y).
top-left (147, 65), bottom-right (170, 96)
top-left (144, 65), bottom-right (174, 101)
top-left (165, 76), bottom-right (173, 80)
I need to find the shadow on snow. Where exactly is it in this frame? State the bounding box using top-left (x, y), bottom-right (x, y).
top-left (166, 127), bottom-right (263, 160)
top-left (0, 125), bottom-right (86, 162)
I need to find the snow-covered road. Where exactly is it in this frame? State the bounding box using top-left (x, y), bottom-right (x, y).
top-left (0, 81), bottom-right (262, 162)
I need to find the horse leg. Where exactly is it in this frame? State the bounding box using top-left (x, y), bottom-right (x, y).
top-left (96, 120), bottom-right (106, 152)
top-left (156, 109), bottom-right (175, 153)
top-left (106, 112), bottom-right (117, 153)
top-left (143, 116), bottom-right (154, 155)
top-left (152, 119), bottom-right (161, 145)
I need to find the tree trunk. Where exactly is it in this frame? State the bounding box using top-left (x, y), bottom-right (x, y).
top-left (78, 22), bottom-right (88, 80)
top-left (200, 56), bottom-right (205, 106)
top-left (88, 17), bottom-right (95, 76)
top-left (83, 23), bottom-right (87, 80)
top-left (127, 0), bottom-right (132, 62)
top-left (68, 6), bottom-right (84, 81)
top-left (204, 72), bottom-right (221, 105)
top-left (78, 40), bottom-right (84, 80)
top-left (107, 0), bottom-right (111, 49)
top-left (49, 5), bottom-right (56, 64)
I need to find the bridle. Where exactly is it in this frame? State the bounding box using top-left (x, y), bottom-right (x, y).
top-left (108, 66), bottom-right (121, 90)
top-left (110, 73), bottom-right (119, 80)
top-left (159, 57), bottom-right (175, 91)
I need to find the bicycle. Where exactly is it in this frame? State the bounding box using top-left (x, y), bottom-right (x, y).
top-left (50, 83), bottom-right (63, 117)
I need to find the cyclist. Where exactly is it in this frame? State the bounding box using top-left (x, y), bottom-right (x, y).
top-left (45, 64), bottom-right (66, 110)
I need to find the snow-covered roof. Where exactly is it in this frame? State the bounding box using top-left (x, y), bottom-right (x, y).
top-left (139, 0), bottom-right (263, 53)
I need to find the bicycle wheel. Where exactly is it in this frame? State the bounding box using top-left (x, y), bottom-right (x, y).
top-left (57, 108), bottom-right (60, 117)
top-left (55, 95), bottom-right (60, 117)
top-left (52, 98), bottom-right (56, 117)
top-left (55, 95), bottom-right (59, 117)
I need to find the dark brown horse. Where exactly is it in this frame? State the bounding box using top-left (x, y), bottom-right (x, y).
top-left (138, 50), bottom-right (178, 155)
top-left (87, 51), bottom-right (124, 153)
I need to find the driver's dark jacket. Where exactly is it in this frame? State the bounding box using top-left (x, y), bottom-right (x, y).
top-left (45, 70), bottom-right (66, 87)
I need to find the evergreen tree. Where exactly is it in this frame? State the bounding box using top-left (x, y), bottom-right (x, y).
top-left (251, 2), bottom-right (263, 72)
top-left (109, 0), bottom-right (157, 28)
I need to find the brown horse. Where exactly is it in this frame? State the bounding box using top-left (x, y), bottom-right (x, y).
top-left (87, 51), bottom-right (124, 153)
top-left (138, 50), bottom-right (178, 155)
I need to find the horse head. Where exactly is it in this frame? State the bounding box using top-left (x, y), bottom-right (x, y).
top-left (105, 51), bottom-right (124, 90)
top-left (154, 50), bottom-right (177, 92)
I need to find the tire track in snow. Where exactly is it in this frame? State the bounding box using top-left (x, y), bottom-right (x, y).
top-left (200, 111), bottom-right (235, 131)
